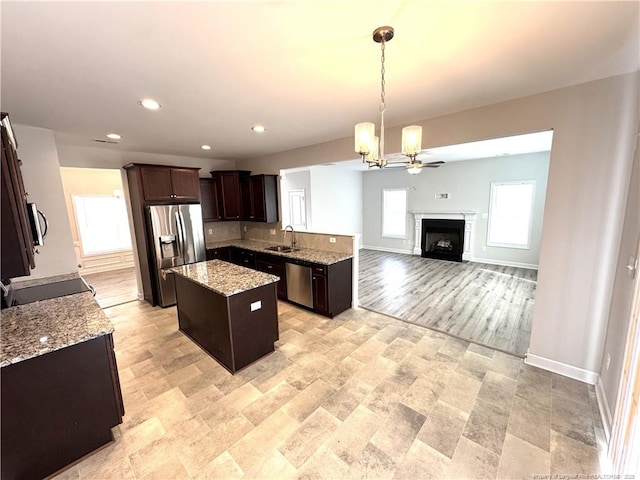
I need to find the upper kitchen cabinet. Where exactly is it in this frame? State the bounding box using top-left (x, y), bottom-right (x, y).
top-left (199, 178), bottom-right (221, 221)
top-left (240, 174), bottom-right (279, 223)
top-left (1, 113), bottom-right (35, 280)
top-left (210, 170), bottom-right (250, 220)
top-left (125, 164), bottom-right (201, 203)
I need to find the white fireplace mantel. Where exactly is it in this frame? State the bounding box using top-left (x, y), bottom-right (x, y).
top-left (410, 211), bottom-right (478, 259)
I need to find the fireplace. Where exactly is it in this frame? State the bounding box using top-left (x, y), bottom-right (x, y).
top-left (421, 219), bottom-right (465, 262)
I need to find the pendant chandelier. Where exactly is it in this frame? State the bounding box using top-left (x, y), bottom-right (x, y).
top-left (354, 26), bottom-right (443, 175)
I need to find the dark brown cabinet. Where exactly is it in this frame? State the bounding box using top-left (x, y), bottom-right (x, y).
top-left (230, 246), bottom-right (257, 269)
top-left (206, 246), bottom-right (231, 262)
top-left (175, 273), bottom-right (278, 373)
top-left (136, 165), bottom-right (201, 202)
top-left (304, 259), bottom-right (352, 318)
top-left (200, 178), bottom-right (222, 221)
top-left (312, 265), bottom-right (329, 316)
top-left (241, 174), bottom-right (279, 223)
top-left (211, 170), bottom-right (250, 220)
top-left (256, 253), bottom-right (287, 299)
top-left (1, 113), bottom-right (35, 280)
top-left (1, 334), bottom-right (124, 480)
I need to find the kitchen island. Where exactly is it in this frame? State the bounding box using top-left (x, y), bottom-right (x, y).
top-left (171, 260), bottom-right (280, 373)
top-left (1, 291), bottom-right (124, 480)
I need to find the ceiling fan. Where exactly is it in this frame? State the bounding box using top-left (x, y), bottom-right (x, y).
top-left (384, 159), bottom-right (444, 174)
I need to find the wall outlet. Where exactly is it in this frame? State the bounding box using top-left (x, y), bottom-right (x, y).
top-left (329, 237), bottom-right (336, 243)
top-left (435, 193), bottom-right (449, 200)
top-left (270, 229), bottom-right (276, 235)
top-left (605, 352), bottom-right (611, 370)
top-left (250, 300), bottom-right (262, 312)
top-left (208, 228), bottom-right (213, 235)
top-left (243, 226), bottom-right (247, 232)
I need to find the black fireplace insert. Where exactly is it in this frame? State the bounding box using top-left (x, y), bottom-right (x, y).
top-left (421, 219), bottom-right (465, 262)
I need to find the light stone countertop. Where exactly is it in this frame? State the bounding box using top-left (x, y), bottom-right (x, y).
top-left (205, 239), bottom-right (353, 265)
top-left (170, 259), bottom-right (279, 297)
top-left (0, 291), bottom-right (114, 367)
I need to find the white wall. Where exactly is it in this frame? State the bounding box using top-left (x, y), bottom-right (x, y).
top-left (12, 125), bottom-right (78, 281)
top-left (362, 152), bottom-right (550, 267)
top-left (280, 166), bottom-right (363, 237)
top-left (238, 72), bottom-right (639, 382)
top-left (597, 140), bottom-right (640, 434)
top-left (309, 165), bottom-right (363, 236)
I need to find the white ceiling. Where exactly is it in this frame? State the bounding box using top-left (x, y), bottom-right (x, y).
top-left (2, 1), bottom-right (638, 161)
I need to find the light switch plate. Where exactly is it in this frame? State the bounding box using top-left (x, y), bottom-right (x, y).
top-left (250, 300), bottom-right (262, 312)
top-left (270, 229), bottom-right (276, 235)
top-left (329, 237), bottom-right (336, 243)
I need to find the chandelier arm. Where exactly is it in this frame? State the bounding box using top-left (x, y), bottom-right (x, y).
top-left (379, 36), bottom-right (386, 163)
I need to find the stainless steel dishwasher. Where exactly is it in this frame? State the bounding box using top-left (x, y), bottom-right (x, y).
top-left (286, 262), bottom-right (313, 309)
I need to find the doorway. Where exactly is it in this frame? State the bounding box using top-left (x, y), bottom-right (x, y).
top-left (59, 167), bottom-right (138, 308)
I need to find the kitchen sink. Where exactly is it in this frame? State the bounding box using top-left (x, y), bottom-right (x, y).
top-left (265, 245), bottom-right (298, 253)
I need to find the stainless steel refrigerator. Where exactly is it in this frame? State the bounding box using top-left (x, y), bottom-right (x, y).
top-left (147, 204), bottom-right (206, 307)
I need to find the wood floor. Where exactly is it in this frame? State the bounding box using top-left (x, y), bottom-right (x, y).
top-left (358, 250), bottom-right (537, 357)
top-left (82, 267), bottom-right (139, 309)
top-left (53, 300), bottom-right (604, 479)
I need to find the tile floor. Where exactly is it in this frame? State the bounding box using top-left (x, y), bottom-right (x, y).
top-left (53, 300), bottom-right (606, 479)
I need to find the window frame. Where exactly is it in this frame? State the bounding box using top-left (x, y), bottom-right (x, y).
top-left (381, 187), bottom-right (408, 239)
top-left (486, 180), bottom-right (536, 250)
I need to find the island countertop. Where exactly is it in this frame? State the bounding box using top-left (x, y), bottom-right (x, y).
top-left (170, 259), bottom-right (279, 297)
top-left (0, 292), bottom-right (114, 367)
top-left (204, 239), bottom-right (353, 265)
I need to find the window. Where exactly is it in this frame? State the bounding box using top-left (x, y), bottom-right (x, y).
top-left (73, 195), bottom-right (132, 255)
top-left (487, 181), bottom-right (535, 249)
top-left (382, 188), bottom-right (407, 238)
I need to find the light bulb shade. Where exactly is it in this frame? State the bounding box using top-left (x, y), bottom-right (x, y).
top-left (407, 164), bottom-right (422, 175)
top-left (355, 122), bottom-right (375, 154)
top-left (402, 125), bottom-right (423, 156)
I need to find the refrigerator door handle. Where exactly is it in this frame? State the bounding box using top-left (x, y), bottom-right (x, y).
top-left (174, 211), bottom-right (184, 259)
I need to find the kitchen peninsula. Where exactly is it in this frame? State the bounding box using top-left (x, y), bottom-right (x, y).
top-left (171, 260), bottom-right (279, 373)
top-left (1, 290), bottom-right (124, 480)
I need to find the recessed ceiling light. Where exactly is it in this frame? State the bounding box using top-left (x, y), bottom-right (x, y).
top-left (251, 125), bottom-right (266, 133)
top-left (139, 98), bottom-right (161, 110)
top-left (106, 133), bottom-right (121, 140)
top-left (201, 145), bottom-right (212, 150)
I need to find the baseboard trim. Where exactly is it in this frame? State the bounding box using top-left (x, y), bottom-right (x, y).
top-left (595, 377), bottom-right (613, 442)
top-left (525, 350), bottom-right (599, 384)
top-left (360, 247), bottom-right (540, 270)
top-left (360, 245), bottom-right (413, 255)
top-left (470, 257), bottom-right (539, 270)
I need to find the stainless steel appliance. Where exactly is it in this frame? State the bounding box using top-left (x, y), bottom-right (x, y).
top-left (5, 277), bottom-right (93, 307)
top-left (285, 262), bottom-right (313, 309)
top-left (148, 204), bottom-right (205, 307)
top-left (26, 202), bottom-right (47, 246)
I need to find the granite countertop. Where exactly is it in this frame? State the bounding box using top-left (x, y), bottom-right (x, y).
top-left (1, 292), bottom-right (114, 367)
top-left (171, 259), bottom-right (279, 297)
top-left (205, 239), bottom-right (353, 265)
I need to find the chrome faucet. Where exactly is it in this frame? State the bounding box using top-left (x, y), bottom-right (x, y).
top-left (283, 225), bottom-right (296, 250)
